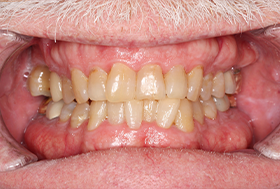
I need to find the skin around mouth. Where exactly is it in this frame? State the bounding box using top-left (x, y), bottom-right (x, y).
top-left (1, 1), bottom-right (280, 187)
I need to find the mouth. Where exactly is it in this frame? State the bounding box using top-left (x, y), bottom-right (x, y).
top-left (1, 1), bottom-right (280, 188)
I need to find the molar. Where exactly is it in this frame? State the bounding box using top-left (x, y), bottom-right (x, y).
top-left (175, 99), bottom-right (194, 132)
top-left (136, 64), bottom-right (165, 100)
top-left (156, 98), bottom-right (180, 129)
top-left (46, 100), bottom-right (65, 119)
top-left (70, 103), bottom-right (89, 128)
top-left (213, 95), bottom-right (230, 112)
top-left (106, 63), bottom-right (136, 102)
top-left (187, 66), bottom-right (203, 101)
top-left (124, 100), bottom-right (143, 129)
top-left (88, 67), bottom-right (107, 101)
top-left (28, 65), bottom-right (51, 97)
top-left (88, 101), bottom-right (107, 130)
top-left (71, 68), bottom-right (89, 104)
top-left (50, 72), bottom-right (63, 102)
top-left (164, 65), bottom-right (188, 99)
top-left (224, 70), bottom-right (237, 94)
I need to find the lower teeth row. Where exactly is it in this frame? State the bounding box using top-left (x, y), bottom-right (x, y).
top-left (28, 63), bottom-right (238, 132)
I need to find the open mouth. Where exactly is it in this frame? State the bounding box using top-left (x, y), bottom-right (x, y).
top-left (1, 0), bottom-right (280, 188)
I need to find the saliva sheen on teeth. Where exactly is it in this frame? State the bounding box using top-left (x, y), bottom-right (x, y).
top-left (27, 63), bottom-right (238, 132)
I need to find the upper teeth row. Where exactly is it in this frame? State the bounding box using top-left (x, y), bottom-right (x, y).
top-left (28, 63), bottom-right (236, 103)
top-left (28, 63), bottom-right (237, 132)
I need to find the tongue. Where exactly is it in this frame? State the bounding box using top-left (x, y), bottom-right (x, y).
top-left (0, 34), bottom-right (274, 160)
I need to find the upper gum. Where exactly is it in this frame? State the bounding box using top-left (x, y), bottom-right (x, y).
top-left (43, 37), bottom-right (223, 78)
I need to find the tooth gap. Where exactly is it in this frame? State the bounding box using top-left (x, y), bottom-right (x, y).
top-left (28, 64), bottom-right (237, 132)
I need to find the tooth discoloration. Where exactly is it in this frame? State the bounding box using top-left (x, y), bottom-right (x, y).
top-left (136, 64), bottom-right (165, 100)
top-left (50, 72), bottom-right (63, 102)
top-left (71, 69), bottom-right (89, 104)
top-left (187, 66), bottom-right (203, 101)
top-left (71, 103), bottom-right (89, 128)
top-left (29, 64), bottom-right (235, 132)
top-left (106, 63), bottom-right (136, 102)
top-left (28, 65), bottom-right (51, 97)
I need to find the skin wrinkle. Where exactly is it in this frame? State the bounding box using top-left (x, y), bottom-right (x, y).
top-left (0, 0), bottom-right (280, 41)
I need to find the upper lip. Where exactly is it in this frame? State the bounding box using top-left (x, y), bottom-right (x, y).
top-left (1, 1), bottom-right (280, 46)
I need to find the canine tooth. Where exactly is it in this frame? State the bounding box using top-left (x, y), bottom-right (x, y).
top-left (187, 66), bottom-right (203, 101)
top-left (164, 65), bottom-right (188, 99)
top-left (88, 67), bottom-right (107, 101)
top-left (125, 100), bottom-right (143, 129)
top-left (156, 98), bottom-right (180, 129)
top-left (212, 71), bottom-right (225, 98)
top-left (213, 95), bottom-right (230, 112)
top-left (71, 103), bottom-right (89, 128)
top-left (143, 100), bottom-right (158, 122)
top-left (192, 100), bottom-right (204, 125)
top-left (50, 72), bottom-right (63, 102)
top-left (28, 66), bottom-right (51, 97)
top-left (200, 73), bottom-right (213, 101)
top-left (106, 63), bottom-right (136, 102)
top-left (201, 98), bottom-right (217, 120)
top-left (59, 101), bottom-right (77, 122)
top-left (88, 101), bottom-right (107, 130)
top-left (136, 64), bottom-right (165, 100)
top-left (175, 99), bottom-right (194, 132)
top-left (71, 68), bottom-right (89, 104)
top-left (62, 76), bottom-right (75, 104)
top-left (224, 71), bottom-right (236, 94)
top-left (107, 102), bottom-right (125, 124)
top-left (46, 100), bottom-right (64, 120)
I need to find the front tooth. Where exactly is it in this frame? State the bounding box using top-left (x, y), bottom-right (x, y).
top-left (213, 95), bottom-right (230, 112)
top-left (224, 70), bottom-right (236, 94)
top-left (50, 72), bottom-right (63, 102)
top-left (143, 100), bottom-right (158, 122)
top-left (200, 98), bottom-right (217, 120)
top-left (107, 102), bottom-right (125, 124)
top-left (124, 100), bottom-right (143, 129)
top-left (164, 65), bottom-right (188, 99)
top-left (88, 101), bottom-right (107, 131)
top-left (192, 100), bottom-right (204, 125)
top-left (88, 67), bottom-right (107, 101)
top-left (71, 68), bottom-right (89, 104)
top-left (106, 63), bottom-right (136, 102)
top-left (28, 65), bottom-right (51, 97)
top-left (59, 101), bottom-right (77, 122)
top-left (200, 73), bottom-right (213, 101)
top-left (156, 98), bottom-right (180, 129)
top-left (46, 100), bottom-right (64, 120)
top-left (175, 99), bottom-right (194, 132)
top-left (211, 71), bottom-right (225, 98)
top-left (70, 103), bottom-right (89, 128)
top-left (136, 64), bottom-right (165, 100)
top-left (62, 76), bottom-right (75, 104)
top-left (187, 66), bottom-right (203, 101)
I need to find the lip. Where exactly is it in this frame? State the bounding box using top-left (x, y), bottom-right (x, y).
top-left (1, 2), bottom-right (280, 188)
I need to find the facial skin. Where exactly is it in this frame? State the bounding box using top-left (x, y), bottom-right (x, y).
top-left (1, 0), bottom-right (280, 188)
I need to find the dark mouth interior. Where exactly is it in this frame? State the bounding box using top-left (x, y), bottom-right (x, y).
top-left (1, 30), bottom-right (280, 161)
